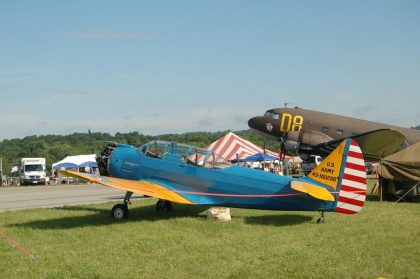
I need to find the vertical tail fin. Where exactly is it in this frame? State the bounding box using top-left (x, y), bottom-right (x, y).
top-left (308, 138), bottom-right (367, 214)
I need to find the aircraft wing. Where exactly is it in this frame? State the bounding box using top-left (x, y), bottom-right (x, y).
top-left (59, 170), bottom-right (193, 204)
top-left (313, 129), bottom-right (406, 161)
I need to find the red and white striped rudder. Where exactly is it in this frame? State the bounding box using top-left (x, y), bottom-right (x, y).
top-left (335, 139), bottom-right (367, 214)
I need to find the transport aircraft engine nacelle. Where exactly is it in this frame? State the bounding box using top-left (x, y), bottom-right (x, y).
top-left (283, 140), bottom-right (300, 156)
top-left (299, 130), bottom-right (334, 146)
top-left (282, 130), bottom-right (333, 156)
top-left (282, 131), bottom-right (300, 156)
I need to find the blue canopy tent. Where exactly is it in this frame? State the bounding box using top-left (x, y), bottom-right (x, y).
top-left (52, 162), bottom-right (79, 169)
top-left (242, 153), bottom-right (278, 162)
top-left (52, 154), bottom-right (97, 169)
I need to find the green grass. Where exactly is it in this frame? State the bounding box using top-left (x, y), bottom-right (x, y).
top-left (0, 188), bottom-right (419, 278)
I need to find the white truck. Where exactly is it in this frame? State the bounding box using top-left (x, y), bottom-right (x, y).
top-left (20, 158), bottom-right (47, 186)
top-left (301, 155), bottom-right (323, 175)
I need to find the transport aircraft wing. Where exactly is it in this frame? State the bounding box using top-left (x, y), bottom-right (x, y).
top-left (313, 129), bottom-right (406, 161)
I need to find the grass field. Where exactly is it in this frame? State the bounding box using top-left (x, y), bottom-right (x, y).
top-left (0, 183), bottom-right (419, 279)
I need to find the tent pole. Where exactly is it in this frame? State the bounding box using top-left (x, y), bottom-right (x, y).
top-left (394, 182), bottom-right (420, 204)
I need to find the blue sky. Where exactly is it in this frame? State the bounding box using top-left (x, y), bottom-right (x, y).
top-left (1, 0), bottom-right (419, 140)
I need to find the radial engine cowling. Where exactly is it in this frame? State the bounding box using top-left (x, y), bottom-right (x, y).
top-left (96, 142), bottom-right (118, 176)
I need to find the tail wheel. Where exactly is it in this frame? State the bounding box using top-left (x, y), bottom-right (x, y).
top-left (156, 200), bottom-right (172, 212)
top-left (111, 204), bottom-right (129, 219)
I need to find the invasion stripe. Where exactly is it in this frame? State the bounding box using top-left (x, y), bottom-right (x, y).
top-left (340, 185), bottom-right (367, 194)
top-left (345, 162), bottom-right (366, 172)
top-left (347, 151), bottom-right (364, 159)
top-left (339, 191), bottom-right (366, 201)
top-left (336, 202), bottom-right (362, 212)
top-left (343, 173), bottom-right (367, 184)
top-left (338, 196), bottom-right (365, 207)
top-left (343, 168), bottom-right (366, 178)
top-left (346, 156), bottom-right (365, 166)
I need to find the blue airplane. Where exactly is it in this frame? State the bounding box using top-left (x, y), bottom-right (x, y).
top-left (61, 137), bottom-right (367, 223)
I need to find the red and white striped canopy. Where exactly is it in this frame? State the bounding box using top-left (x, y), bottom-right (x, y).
top-left (205, 132), bottom-right (279, 161)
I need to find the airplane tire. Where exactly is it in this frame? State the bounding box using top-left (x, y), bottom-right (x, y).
top-left (111, 204), bottom-right (129, 219)
top-left (156, 200), bottom-right (172, 212)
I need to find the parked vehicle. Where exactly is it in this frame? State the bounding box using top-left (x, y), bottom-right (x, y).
top-left (302, 155), bottom-right (323, 175)
top-left (365, 162), bottom-right (374, 174)
top-left (20, 158), bottom-right (47, 185)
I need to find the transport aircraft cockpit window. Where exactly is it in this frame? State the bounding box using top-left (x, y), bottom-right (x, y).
top-left (264, 111), bottom-right (272, 117)
top-left (264, 111), bottom-right (280, 119)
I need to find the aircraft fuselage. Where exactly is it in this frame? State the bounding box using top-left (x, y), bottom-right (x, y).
top-left (107, 142), bottom-right (334, 212)
top-left (248, 107), bottom-right (420, 156)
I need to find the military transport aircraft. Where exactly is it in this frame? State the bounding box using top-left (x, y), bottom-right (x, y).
top-left (61, 137), bottom-right (367, 223)
top-left (248, 107), bottom-right (420, 161)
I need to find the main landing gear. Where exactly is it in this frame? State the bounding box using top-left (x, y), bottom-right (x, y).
top-left (111, 191), bottom-right (133, 219)
top-left (110, 192), bottom-right (173, 219)
top-left (316, 211), bottom-right (326, 224)
top-left (156, 199), bottom-right (172, 213)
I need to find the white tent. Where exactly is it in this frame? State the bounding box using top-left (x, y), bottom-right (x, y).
top-left (52, 154), bottom-right (97, 169)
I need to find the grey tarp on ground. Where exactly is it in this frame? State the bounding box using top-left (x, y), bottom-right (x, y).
top-left (378, 141), bottom-right (420, 182)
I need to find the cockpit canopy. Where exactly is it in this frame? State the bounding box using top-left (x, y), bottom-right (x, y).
top-left (139, 141), bottom-right (231, 169)
top-left (264, 110), bottom-right (280, 119)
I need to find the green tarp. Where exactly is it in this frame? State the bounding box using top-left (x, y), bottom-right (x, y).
top-left (378, 141), bottom-right (420, 182)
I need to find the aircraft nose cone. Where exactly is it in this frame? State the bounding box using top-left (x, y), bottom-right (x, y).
top-left (248, 117), bottom-right (259, 129)
top-left (248, 116), bottom-right (266, 130)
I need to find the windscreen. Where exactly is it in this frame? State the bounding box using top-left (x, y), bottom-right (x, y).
top-left (25, 164), bottom-right (43, 172)
top-left (204, 152), bottom-right (231, 169)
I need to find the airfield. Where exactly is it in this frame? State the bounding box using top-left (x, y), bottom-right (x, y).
top-left (0, 184), bottom-right (140, 212)
top-left (1, 181), bottom-right (419, 278)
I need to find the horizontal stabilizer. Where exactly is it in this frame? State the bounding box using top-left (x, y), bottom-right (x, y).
top-left (291, 181), bottom-right (335, 201)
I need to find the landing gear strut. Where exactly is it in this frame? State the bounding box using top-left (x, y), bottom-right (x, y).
top-left (317, 211), bottom-right (325, 224)
top-left (111, 191), bottom-right (133, 219)
top-left (156, 199), bottom-right (172, 212)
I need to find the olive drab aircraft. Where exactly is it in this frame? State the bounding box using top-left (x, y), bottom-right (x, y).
top-left (61, 137), bottom-right (368, 223)
top-left (248, 107), bottom-right (420, 161)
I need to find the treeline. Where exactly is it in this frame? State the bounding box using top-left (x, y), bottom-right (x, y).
top-left (0, 130), bottom-right (278, 175)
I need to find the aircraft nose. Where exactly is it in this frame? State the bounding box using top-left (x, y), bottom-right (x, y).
top-left (248, 116), bottom-right (265, 130)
